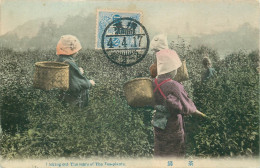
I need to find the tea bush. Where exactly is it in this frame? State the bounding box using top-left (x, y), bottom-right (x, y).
top-left (185, 51), bottom-right (259, 157)
top-left (0, 46), bottom-right (258, 158)
top-left (0, 47), bottom-right (154, 158)
top-left (2, 86), bottom-right (153, 158)
top-left (170, 38), bottom-right (220, 99)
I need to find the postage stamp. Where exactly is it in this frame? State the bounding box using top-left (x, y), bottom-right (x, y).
top-left (101, 17), bottom-right (150, 66)
top-left (95, 9), bottom-right (143, 49)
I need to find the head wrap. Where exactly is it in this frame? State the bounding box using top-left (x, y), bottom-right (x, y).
top-left (202, 57), bottom-right (212, 68)
top-left (150, 34), bottom-right (169, 52)
top-left (56, 35), bottom-right (82, 56)
top-left (156, 49), bottom-right (182, 75)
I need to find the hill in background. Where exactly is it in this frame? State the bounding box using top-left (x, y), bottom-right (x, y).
top-left (190, 23), bottom-right (259, 57)
top-left (0, 14), bottom-right (258, 58)
top-left (0, 13), bottom-right (96, 50)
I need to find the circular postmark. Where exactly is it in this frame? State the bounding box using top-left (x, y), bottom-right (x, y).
top-left (101, 17), bottom-right (150, 66)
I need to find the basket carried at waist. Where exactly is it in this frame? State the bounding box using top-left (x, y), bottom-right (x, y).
top-left (123, 77), bottom-right (155, 107)
top-left (33, 61), bottom-right (69, 91)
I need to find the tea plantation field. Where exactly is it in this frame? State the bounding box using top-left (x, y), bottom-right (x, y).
top-left (0, 45), bottom-right (258, 158)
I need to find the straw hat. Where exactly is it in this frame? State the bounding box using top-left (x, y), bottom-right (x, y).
top-left (156, 49), bottom-right (182, 75)
top-left (150, 34), bottom-right (169, 52)
top-left (56, 35), bottom-right (82, 56)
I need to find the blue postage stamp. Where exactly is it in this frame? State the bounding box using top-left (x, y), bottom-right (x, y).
top-left (95, 9), bottom-right (142, 49)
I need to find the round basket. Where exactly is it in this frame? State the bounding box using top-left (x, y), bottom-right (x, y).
top-left (33, 61), bottom-right (69, 91)
top-left (123, 77), bottom-right (155, 107)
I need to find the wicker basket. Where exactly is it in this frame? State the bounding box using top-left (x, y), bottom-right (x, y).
top-left (123, 78), bottom-right (155, 107)
top-left (33, 61), bottom-right (69, 91)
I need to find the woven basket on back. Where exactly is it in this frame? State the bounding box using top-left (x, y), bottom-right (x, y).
top-left (33, 61), bottom-right (69, 91)
top-left (123, 78), bottom-right (155, 107)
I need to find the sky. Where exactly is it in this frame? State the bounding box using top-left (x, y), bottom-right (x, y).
top-left (0, 0), bottom-right (259, 36)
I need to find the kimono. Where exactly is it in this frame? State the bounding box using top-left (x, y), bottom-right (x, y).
top-left (202, 67), bottom-right (216, 82)
top-left (152, 73), bottom-right (197, 157)
top-left (57, 55), bottom-right (92, 108)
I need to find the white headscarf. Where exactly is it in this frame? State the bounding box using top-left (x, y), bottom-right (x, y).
top-left (156, 49), bottom-right (182, 76)
top-left (150, 34), bottom-right (169, 52)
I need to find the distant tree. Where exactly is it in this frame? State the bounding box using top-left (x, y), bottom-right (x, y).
top-left (29, 20), bottom-right (59, 49)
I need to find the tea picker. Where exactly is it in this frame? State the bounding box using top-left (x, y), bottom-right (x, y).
top-left (201, 55), bottom-right (216, 82)
top-left (34, 35), bottom-right (95, 108)
top-left (124, 34), bottom-right (206, 157)
top-left (56, 35), bottom-right (96, 107)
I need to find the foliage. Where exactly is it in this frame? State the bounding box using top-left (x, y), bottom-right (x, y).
top-left (1, 85), bottom-right (152, 158)
top-left (0, 47), bottom-right (154, 158)
top-left (0, 45), bottom-right (259, 159)
top-left (170, 37), bottom-right (220, 99)
top-left (185, 51), bottom-right (259, 157)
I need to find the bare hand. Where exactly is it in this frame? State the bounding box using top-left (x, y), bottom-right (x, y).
top-left (79, 67), bottom-right (84, 74)
top-left (90, 80), bottom-right (95, 86)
